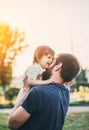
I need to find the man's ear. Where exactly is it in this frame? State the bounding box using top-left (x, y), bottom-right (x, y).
top-left (54, 63), bottom-right (62, 71)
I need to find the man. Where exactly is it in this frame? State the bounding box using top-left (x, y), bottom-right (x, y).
top-left (8, 53), bottom-right (80, 130)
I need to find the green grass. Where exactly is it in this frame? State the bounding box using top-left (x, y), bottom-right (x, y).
top-left (0, 113), bottom-right (89, 130)
top-left (0, 114), bottom-right (10, 130)
top-left (63, 112), bottom-right (89, 130)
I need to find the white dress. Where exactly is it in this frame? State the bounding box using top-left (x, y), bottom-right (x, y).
top-left (16, 64), bottom-right (45, 103)
top-left (25, 63), bottom-right (45, 80)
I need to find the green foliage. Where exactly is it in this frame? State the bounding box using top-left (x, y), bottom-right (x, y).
top-left (5, 87), bottom-right (19, 101)
top-left (76, 69), bottom-right (88, 82)
top-left (69, 101), bottom-right (89, 106)
top-left (0, 103), bottom-right (14, 108)
top-left (73, 69), bottom-right (89, 91)
top-left (73, 81), bottom-right (89, 91)
top-left (0, 114), bottom-right (10, 130)
top-left (0, 23), bottom-right (28, 90)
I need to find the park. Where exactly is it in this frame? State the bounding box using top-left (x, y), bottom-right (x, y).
top-left (0, 22), bottom-right (89, 130)
top-left (0, 1), bottom-right (89, 129)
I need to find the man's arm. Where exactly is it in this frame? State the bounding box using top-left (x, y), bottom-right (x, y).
top-left (8, 106), bottom-right (31, 130)
top-left (8, 84), bottom-right (31, 130)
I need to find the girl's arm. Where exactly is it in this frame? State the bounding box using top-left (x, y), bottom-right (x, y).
top-left (27, 77), bottom-right (53, 87)
top-left (24, 65), bottom-right (53, 87)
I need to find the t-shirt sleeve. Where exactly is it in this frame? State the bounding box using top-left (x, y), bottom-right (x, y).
top-left (21, 88), bottom-right (39, 114)
top-left (25, 65), bottom-right (44, 80)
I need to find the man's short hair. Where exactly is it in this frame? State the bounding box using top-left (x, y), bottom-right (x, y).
top-left (56, 53), bottom-right (80, 82)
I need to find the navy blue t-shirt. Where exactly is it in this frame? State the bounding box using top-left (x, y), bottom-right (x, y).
top-left (19, 83), bottom-right (69, 130)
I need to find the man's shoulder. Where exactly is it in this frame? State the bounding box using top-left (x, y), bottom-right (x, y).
top-left (53, 83), bottom-right (69, 90)
top-left (31, 85), bottom-right (47, 91)
top-left (30, 84), bottom-right (49, 93)
top-left (28, 86), bottom-right (47, 99)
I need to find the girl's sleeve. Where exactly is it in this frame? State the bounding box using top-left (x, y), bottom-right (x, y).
top-left (25, 65), bottom-right (45, 80)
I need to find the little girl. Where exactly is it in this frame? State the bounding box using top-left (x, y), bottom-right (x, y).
top-left (16, 45), bottom-right (55, 103)
top-left (24, 45), bottom-right (55, 87)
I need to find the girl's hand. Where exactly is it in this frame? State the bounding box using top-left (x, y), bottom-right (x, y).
top-left (45, 79), bottom-right (54, 84)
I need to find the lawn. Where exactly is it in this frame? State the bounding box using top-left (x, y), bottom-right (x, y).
top-left (63, 112), bottom-right (89, 130)
top-left (0, 112), bottom-right (89, 130)
top-left (0, 114), bottom-right (9, 130)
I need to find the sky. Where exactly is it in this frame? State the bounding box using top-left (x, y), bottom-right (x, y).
top-left (0, 0), bottom-right (89, 77)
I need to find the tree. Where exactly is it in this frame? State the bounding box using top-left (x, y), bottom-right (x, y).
top-left (74, 69), bottom-right (88, 91)
top-left (75, 69), bottom-right (88, 82)
top-left (5, 87), bottom-right (20, 101)
top-left (0, 23), bottom-right (28, 91)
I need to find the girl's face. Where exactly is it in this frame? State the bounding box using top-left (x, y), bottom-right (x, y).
top-left (38, 54), bottom-right (54, 69)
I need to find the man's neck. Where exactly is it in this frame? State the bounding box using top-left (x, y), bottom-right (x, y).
top-left (50, 75), bottom-right (64, 84)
